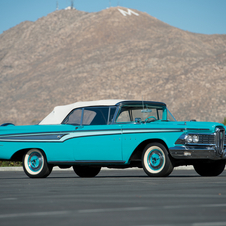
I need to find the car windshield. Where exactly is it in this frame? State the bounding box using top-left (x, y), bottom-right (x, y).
top-left (116, 104), bottom-right (176, 123)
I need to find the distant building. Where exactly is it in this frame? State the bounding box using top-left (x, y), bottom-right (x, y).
top-left (65, 6), bottom-right (75, 10)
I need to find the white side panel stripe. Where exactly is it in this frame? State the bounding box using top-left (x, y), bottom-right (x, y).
top-left (0, 129), bottom-right (181, 142)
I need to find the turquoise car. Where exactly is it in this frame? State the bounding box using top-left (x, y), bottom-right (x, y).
top-left (0, 100), bottom-right (225, 178)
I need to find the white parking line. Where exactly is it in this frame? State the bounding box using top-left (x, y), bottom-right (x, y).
top-left (0, 211), bottom-right (69, 219)
top-left (78, 207), bottom-right (147, 213)
top-left (193, 222), bottom-right (226, 226)
top-left (1, 203), bottom-right (225, 219)
top-left (201, 204), bottom-right (226, 208)
top-left (164, 203), bottom-right (226, 209)
top-left (0, 208), bottom-right (146, 219)
top-left (0, 198), bottom-right (17, 201)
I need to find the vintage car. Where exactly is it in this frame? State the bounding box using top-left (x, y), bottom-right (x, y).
top-left (0, 100), bottom-right (225, 178)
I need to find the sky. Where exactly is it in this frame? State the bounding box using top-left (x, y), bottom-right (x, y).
top-left (0, 0), bottom-right (226, 35)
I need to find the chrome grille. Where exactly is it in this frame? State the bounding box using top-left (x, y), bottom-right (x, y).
top-left (198, 134), bottom-right (215, 144)
top-left (215, 127), bottom-right (225, 156)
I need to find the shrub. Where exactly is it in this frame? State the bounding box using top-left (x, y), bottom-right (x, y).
top-left (223, 117), bottom-right (226, 126)
top-left (0, 161), bottom-right (22, 167)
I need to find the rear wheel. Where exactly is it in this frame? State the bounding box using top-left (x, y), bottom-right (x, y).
top-left (73, 166), bottom-right (101, 177)
top-left (23, 149), bottom-right (52, 178)
top-left (142, 143), bottom-right (173, 177)
top-left (193, 160), bottom-right (226, 176)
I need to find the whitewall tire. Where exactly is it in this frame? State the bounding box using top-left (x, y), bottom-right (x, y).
top-left (142, 143), bottom-right (173, 177)
top-left (23, 149), bottom-right (52, 178)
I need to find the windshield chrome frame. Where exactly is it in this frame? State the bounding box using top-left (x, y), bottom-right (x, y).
top-left (167, 108), bottom-right (177, 121)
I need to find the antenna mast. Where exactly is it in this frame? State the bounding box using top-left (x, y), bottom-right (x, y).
top-left (71, 0), bottom-right (74, 10)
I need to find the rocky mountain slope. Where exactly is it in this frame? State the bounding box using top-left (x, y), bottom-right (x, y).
top-left (0, 7), bottom-right (226, 125)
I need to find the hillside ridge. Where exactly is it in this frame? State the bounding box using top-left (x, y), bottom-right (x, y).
top-left (0, 7), bottom-right (226, 125)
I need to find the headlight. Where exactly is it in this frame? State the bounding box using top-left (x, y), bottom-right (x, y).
top-left (185, 135), bottom-right (199, 143)
top-left (192, 135), bottom-right (199, 143)
top-left (186, 135), bottom-right (193, 143)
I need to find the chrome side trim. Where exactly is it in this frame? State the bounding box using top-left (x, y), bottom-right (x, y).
top-left (0, 133), bottom-right (68, 142)
top-left (0, 128), bottom-right (183, 142)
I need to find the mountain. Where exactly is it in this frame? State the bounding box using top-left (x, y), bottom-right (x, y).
top-left (0, 7), bottom-right (226, 125)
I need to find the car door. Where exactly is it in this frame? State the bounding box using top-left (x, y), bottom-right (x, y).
top-left (116, 106), bottom-right (163, 162)
top-left (73, 124), bottom-right (122, 161)
top-left (68, 107), bottom-right (123, 162)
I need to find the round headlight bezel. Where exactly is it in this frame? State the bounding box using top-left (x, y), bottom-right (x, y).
top-left (186, 135), bottom-right (193, 143)
top-left (185, 134), bottom-right (199, 143)
top-left (192, 135), bottom-right (199, 143)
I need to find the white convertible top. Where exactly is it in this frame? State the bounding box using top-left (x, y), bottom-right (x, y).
top-left (39, 99), bottom-right (125, 125)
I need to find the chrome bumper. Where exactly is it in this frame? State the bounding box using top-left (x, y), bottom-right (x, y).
top-left (169, 145), bottom-right (226, 160)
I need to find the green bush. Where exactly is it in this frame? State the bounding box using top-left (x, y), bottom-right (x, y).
top-left (0, 161), bottom-right (22, 167)
top-left (223, 117), bottom-right (226, 126)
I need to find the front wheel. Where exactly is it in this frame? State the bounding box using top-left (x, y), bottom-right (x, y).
top-left (142, 143), bottom-right (173, 177)
top-left (193, 160), bottom-right (226, 176)
top-left (73, 166), bottom-right (101, 177)
top-left (23, 149), bottom-right (52, 178)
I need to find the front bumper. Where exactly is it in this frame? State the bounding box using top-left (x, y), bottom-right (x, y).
top-left (169, 145), bottom-right (226, 160)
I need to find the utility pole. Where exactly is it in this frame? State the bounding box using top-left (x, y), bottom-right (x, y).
top-left (71, 0), bottom-right (74, 10)
top-left (56, 1), bottom-right (59, 10)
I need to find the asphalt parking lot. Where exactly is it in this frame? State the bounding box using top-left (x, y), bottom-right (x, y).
top-left (1, 168), bottom-right (226, 226)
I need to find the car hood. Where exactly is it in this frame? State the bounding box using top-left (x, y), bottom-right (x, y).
top-left (149, 121), bottom-right (224, 133)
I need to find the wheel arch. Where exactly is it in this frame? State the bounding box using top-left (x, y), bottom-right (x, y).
top-left (11, 148), bottom-right (47, 162)
top-left (129, 139), bottom-right (169, 162)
